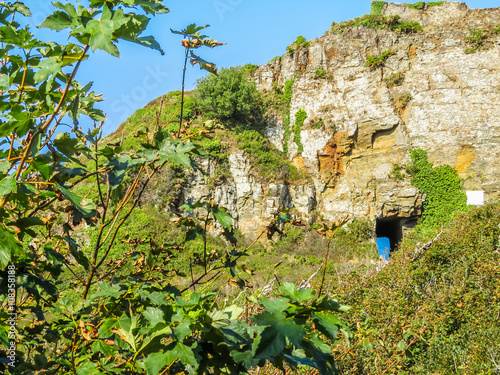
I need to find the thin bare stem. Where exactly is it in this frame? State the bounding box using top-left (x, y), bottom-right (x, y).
top-left (176, 47), bottom-right (190, 138)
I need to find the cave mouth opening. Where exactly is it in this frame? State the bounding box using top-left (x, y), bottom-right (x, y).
top-left (376, 216), bottom-right (404, 252)
top-left (375, 216), bottom-right (419, 258)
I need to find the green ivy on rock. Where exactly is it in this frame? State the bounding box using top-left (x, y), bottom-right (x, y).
top-left (407, 148), bottom-right (467, 229)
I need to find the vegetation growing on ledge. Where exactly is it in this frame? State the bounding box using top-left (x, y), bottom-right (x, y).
top-left (293, 109), bottom-right (307, 153)
top-left (408, 1), bottom-right (426, 10)
top-left (286, 35), bottom-right (310, 56)
top-left (396, 92), bottom-right (413, 110)
top-left (235, 130), bottom-right (304, 182)
top-left (465, 28), bottom-right (489, 53)
top-left (371, 1), bottom-right (386, 16)
top-left (391, 163), bottom-right (405, 181)
top-left (408, 1), bottom-right (446, 9)
top-left (384, 71), bottom-right (406, 87)
top-left (427, 1), bottom-right (446, 6)
top-left (242, 63), bottom-right (259, 73)
top-left (330, 14), bottom-right (422, 34)
top-left (313, 68), bottom-right (327, 79)
top-left (365, 49), bottom-right (395, 69)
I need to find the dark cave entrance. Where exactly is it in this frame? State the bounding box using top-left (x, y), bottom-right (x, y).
top-left (375, 216), bottom-right (419, 255)
top-left (376, 217), bottom-right (403, 251)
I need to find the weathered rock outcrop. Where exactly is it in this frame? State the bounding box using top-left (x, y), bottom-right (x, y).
top-left (184, 2), bottom-right (500, 236)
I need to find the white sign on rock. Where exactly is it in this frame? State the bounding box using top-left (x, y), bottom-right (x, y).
top-left (466, 191), bottom-right (485, 206)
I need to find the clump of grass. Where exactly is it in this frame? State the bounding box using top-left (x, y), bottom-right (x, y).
top-left (465, 29), bottom-right (488, 53)
top-left (408, 1), bottom-right (425, 10)
top-left (408, 0), bottom-right (447, 10)
top-left (371, 1), bottom-right (386, 15)
top-left (396, 93), bottom-right (413, 110)
top-left (313, 68), bottom-right (327, 79)
top-left (427, 1), bottom-right (446, 6)
top-left (365, 49), bottom-right (395, 69)
top-left (391, 163), bottom-right (405, 181)
top-left (310, 119), bottom-right (325, 129)
top-left (331, 14), bottom-right (422, 34)
top-left (384, 71), bottom-right (405, 87)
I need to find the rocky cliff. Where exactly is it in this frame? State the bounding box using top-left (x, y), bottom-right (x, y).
top-left (181, 1), bottom-right (500, 237)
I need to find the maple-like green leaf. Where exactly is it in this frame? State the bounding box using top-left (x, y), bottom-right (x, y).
top-left (279, 282), bottom-right (314, 303)
top-left (0, 175), bottom-right (17, 197)
top-left (174, 342), bottom-right (199, 369)
top-left (0, 226), bottom-right (21, 269)
top-left (143, 307), bottom-right (165, 328)
top-left (211, 206), bottom-right (233, 230)
top-left (0, 74), bottom-right (9, 90)
top-left (252, 311), bottom-right (306, 358)
top-left (40, 10), bottom-right (74, 31)
top-left (143, 350), bottom-right (177, 375)
top-left (53, 132), bottom-right (87, 158)
top-left (91, 340), bottom-right (117, 357)
top-left (190, 51), bottom-right (218, 75)
top-left (34, 56), bottom-right (63, 83)
top-left (107, 155), bottom-right (132, 190)
top-left (56, 184), bottom-right (97, 218)
top-left (32, 157), bottom-right (52, 180)
top-left (313, 312), bottom-right (342, 341)
top-left (85, 6), bottom-right (128, 57)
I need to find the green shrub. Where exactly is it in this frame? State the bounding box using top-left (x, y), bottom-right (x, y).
top-left (347, 218), bottom-right (374, 242)
top-left (393, 20), bottom-right (423, 32)
top-left (193, 66), bottom-right (262, 121)
top-left (407, 148), bottom-right (467, 229)
top-left (333, 202), bottom-right (500, 373)
top-left (384, 71), bottom-right (405, 87)
top-left (408, 1), bottom-right (425, 10)
top-left (242, 63), bottom-right (258, 73)
top-left (286, 35), bottom-right (310, 55)
top-left (371, 1), bottom-right (386, 15)
top-left (365, 49), bottom-right (395, 69)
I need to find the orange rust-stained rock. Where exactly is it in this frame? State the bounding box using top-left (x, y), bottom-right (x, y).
top-left (318, 139), bottom-right (342, 173)
top-left (455, 145), bottom-right (476, 176)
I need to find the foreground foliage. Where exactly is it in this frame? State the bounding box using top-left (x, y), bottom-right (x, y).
top-left (0, 2), bottom-right (348, 374)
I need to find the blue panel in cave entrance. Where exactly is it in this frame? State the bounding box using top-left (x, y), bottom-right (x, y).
top-left (376, 237), bottom-right (391, 260)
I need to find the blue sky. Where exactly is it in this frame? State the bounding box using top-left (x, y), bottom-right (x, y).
top-left (23, 0), bottom-right (500, 135)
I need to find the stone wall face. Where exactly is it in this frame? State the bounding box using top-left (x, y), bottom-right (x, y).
top-left (184, 2), bottom-right (500, 235)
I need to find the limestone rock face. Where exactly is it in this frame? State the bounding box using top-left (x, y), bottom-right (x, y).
top-left (183, 2), bottom-right (500, 235)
